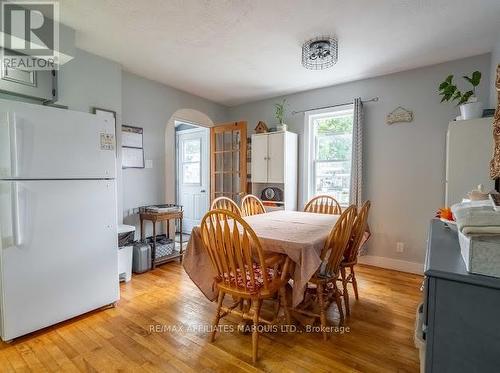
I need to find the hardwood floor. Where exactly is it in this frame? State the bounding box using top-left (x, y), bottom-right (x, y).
top-left (0, 263), bottom-right (423, 372)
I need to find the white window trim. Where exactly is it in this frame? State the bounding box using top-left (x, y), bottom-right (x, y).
top-left (303, 104), bottom-right (353, 207)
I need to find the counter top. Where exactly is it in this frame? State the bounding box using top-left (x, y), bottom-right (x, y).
top-left (424, 219), bottom-right (500, 289)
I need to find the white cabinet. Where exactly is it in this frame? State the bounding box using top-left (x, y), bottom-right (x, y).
top-left (251, 134), bottom-right (269, 182)
top-left (251, 132), bottom-right (293, 183)
top-left (251, 131), bottom-right (298, 210)
top-left (267, 132), bottom-right (285, 183)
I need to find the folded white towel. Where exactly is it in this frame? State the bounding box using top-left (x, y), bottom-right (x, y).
top-left (452, 200), bottom-right (500, 235)
top-left (462, 226), bottom-right (500, 235)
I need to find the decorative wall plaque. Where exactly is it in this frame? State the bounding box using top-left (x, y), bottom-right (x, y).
top-left (386, 106), bottom-right (413, 125)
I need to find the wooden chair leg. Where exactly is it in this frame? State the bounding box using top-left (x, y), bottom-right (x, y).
top-left (252, 299), bottom-right (263, 363)
top-left (211, 291), bottom-right (225, 342)
top-left (280, 286), bottom-right (291, 325)
top-left (317, 283), bottom-right (328, 341)
top-left (340, 267), bottom-right (350, 316)
top-left (335, 287), bottom-right (344, 325)
top-left (351, 266), bottom-right (359, 300)
top-left (272, 293), bottom-right (281, 321)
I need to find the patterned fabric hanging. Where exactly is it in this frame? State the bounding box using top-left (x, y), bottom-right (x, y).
top-left (350, 98), bottom-right (363, 207)
top-left (490, 64), bottom-right (500, 179)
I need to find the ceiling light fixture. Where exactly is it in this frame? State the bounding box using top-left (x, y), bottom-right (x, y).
top-left (302, 36), bottom-right (338, 70)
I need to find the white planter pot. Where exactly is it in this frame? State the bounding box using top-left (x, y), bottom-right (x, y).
top-left (459, 101), bottom-right (483, 120)
top-left (276, 123), bottom-right (288, 131)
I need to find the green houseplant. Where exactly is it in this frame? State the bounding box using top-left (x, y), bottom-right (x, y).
top-left (438, 71), bottom-right (483, 120)
top-left (274, 99), bottom-right (287, 125)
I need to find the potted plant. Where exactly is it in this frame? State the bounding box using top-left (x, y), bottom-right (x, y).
top-left (274, 99), bottom-right (287, 130)
top-left (438, 71), bottom-right (483, 120)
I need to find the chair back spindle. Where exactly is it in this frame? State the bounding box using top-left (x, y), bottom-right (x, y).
top-left (319, 205), bottom-right (357, 278)
top-left (241, 194), bottom-right (266, 217)
top-left (200, 209), bottom-right (269, 293)
top-left (344, 201), bottom-right (371, 264)
top-left (211, 196), bottom-right (242, 216)
top-left (304, 195), bottom-right (342, 215)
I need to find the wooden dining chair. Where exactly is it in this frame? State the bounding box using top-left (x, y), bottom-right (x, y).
top-left (304, 195), bottom-right (342, 215)
top-left (200, 209), bottom-right (291, 363)
top-left (294, 205), bottom-right (356, 340)
top-left (339, 201), bottom-right (371, 315)
top-left (210, 196), bottom-right (242, 216)
top-left (241, 194), bottom-right (266, 217)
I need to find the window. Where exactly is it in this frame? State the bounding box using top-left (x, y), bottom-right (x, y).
top-left (181, 138), bottom-right (201, 184)
top-left (305, 106), bottom-right (354, 206)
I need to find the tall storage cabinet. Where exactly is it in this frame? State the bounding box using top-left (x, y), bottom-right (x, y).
top-left (251, 131), bottom-right (298, 210)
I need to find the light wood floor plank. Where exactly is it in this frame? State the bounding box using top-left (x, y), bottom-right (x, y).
top-left (0, 263), bottom-right (422, 372)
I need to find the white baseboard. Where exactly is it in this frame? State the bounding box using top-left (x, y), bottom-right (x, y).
top-left (358, 255), bottom-right (423, 275)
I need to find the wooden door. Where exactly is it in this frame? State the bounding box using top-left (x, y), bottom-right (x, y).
top-left (267, 132), bottom-right (285, 183)
top-left (251, 134), bottom-right (268, 183)
top-left (210, 121), bottom-right (247, 204)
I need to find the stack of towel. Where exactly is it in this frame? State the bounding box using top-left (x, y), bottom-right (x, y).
top-left (451, 200), bottom-right (500, 235)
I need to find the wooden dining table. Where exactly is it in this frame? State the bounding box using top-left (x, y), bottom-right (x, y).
top-left (183, 210), bottom-right (342, 307)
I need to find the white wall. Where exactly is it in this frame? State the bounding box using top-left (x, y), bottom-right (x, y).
top-left (121, 72), bottom-right (227, 236)
top-left (491, 34), bottom-right (500, 108)
top-left (227, 54), bottom-right (491, 265)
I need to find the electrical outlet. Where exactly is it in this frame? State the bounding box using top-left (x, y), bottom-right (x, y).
top-left (396, 242), bottom-right (405, 253)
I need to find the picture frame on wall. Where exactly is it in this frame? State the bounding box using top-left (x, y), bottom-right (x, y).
top-left (93, 107), bottom-right (118, 154)
top-left (122, 125), bottom-right (145, 169)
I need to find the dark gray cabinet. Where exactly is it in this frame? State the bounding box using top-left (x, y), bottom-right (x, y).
top-left (424, 220), bottom-right (500, 373)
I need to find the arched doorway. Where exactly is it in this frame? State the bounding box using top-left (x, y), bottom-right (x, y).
top-left (165, 109), bottom-right (214, 234)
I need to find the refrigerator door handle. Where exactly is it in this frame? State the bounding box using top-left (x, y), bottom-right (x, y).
top-left (11, 182), bottom-right (22, 246)
top-left (8, 113), bottom-right (18, 177)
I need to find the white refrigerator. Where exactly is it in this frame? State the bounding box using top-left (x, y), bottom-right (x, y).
top-left (0, 99), bottom-right (119, 341)
top-left (445, 117), bottom-right (495, 206)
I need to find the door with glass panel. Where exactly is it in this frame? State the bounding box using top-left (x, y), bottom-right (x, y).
top-left (176, 128), bottom-right (209, 233)
top-left (210, 122), bottom-right (247, 204)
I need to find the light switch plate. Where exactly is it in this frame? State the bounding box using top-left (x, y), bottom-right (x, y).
top-left (145, 159), bottom-right (153, 169)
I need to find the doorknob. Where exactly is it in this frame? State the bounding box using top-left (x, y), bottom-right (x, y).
top-left (200, 190), bottom-right (206, 193)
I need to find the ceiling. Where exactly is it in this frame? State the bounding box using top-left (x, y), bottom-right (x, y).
top-left (60, 0), bottom-right (500, 106)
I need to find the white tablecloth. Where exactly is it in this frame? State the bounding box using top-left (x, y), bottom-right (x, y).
top-left (183, 210), bottom-right (340, 306)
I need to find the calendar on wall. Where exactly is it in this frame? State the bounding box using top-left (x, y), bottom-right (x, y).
top-left (122, 125), bottom-right (145, 168)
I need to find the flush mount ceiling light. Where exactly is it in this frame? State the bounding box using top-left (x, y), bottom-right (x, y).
top-left (302, 36), bottom-right (338, 70)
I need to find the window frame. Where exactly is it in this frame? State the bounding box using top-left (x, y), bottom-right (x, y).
top-left (303, 104), bottom-right (354, 207)
top-left (180, 137), bottom-right (202, 185)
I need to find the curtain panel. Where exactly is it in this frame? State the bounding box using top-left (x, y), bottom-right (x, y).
top-left (350, 98), bottom-right (363, 207)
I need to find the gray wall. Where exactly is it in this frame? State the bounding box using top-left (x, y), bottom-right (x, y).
top-left (121, 72), bottom-right (227, 235)
top-left (56, 49), bottom-right (122, 114)
top-left (0, 40), bottom-right (494, 265)
top-left (0, 45), bottom-right (229, 234)
top-left (227, 54), bottom-right (491, 264)
top-left (491, 35), bottom-right (500, 108)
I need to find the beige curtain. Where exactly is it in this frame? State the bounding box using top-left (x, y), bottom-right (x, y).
top-left (350, 98), bottom-right (363, 206)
